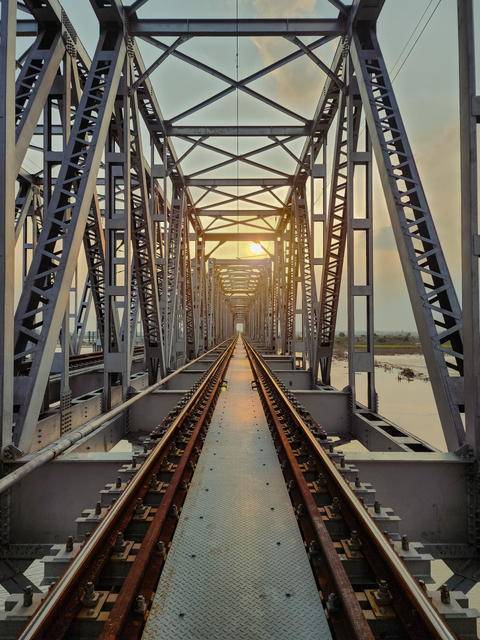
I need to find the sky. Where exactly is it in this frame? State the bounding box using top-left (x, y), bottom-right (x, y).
top-left (19, 0), bottom-right (480, 333)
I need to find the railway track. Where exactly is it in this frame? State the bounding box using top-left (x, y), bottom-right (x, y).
top-left (2, 337), bottom-right (475, 639)
top-left (244, 338), bottom-right (459, 640)
top-left (17, 347), bottom-right (145, 376)
top-left (13, 338), bottom-right (236, 640)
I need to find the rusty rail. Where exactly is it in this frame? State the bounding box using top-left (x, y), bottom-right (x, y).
top-left (18, 337), bottom-right (237, 640)
top-left (244, 337), bottom-right (456, 640)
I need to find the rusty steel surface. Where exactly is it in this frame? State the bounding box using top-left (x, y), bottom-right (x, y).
top-left (243, 337), bottom-right (458, 640)
top-left (142, 341), bottom-right (331, 640)
top-left (99, 341), bottom-right (236, 638)
top-left (16, 338), bottom-right (237, 640)
top-left (245, 340), bottom-right (374, 640)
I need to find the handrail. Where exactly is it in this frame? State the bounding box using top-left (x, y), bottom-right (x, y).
top-left (18, 336), bottom-right (237, 640)
top-left (0, 339), bottom-right (233, 496)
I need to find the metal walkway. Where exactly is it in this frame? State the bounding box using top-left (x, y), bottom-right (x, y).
top-left (142, 342), bottom-right (331, 639)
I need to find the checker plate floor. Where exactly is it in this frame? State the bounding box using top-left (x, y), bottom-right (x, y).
top-left (142, 343), bottom-right (332, 639)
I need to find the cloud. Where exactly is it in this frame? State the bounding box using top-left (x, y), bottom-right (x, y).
top-left (250, 0), bottom-right (327, 114)
top-left (253, 0), bottom-right (316, 16)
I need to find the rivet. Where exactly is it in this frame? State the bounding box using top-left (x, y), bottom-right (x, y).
top-left (23, 586), bottom-right (33, 607)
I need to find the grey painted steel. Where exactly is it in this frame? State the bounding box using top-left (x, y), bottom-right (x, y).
top-left (131, 17), bottom-right (345, 37)
top-left (458, 0), bottom-right (480, 458)
top-left (0, 341), bottom-right (230, 497)
top-left (143, 344), bottom-right (331, 640)
top-left (347, 452), bottom-right (468, 544)
top-left (293, 185), bottom-right (318, 371)
top-left (168, 125), bottom-right (311, 136)
top-left (316, 69), bottom-right (349, 384)
top-left (2, 0), bottom-right (478, 592)
top-left (0, 0), bottom-right (16, 455)
top-left (346, 68), bottom-right (376, 409)
top-left (187, 177), bottom-right (291, 187)
top-left (103, 68), bottom-right (132, 409)
top-left (351, 27), bottom-right (465, 451)
top-left (13, 29), bottom-right (126, 452)
top-left (129, 78), bottom-right (166, 381)
top-left (14, 29), bottom-right (65, 174)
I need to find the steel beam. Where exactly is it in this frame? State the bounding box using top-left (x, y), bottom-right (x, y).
top-left (0, 0), bottom-right (17, 457)
top-left (130, 18), bottom-right (345, 37)
top-left (13, 29), bottom-right (126, 453)
top-left (167, 126), bottom-right (311, 137)
top-left (345, 69), bottom-right (376, 410)
top-left (458, 0), bottom-right (480, 457)
top-left (129, 80), bottom-right (166, 382)
top-left (204, 233), bottom-right (275, 242)
top-left (103, 93), bottom-right (132, 410)
top-left (165, 187), bottom-right (187, 367)
top-left (316, 69), bottom-right (352, 384)
top-left (198, 209), bottom-right (282, 217)
top-left (15, 30), bottom-right (65, 174)
top-left (187, 178), bottom-right (292, 187)
top-left (351, 26), bottom-right (464, 451)
top-left (293, 186), bottom-right (317, 372)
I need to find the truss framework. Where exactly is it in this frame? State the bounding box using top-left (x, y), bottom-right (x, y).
top-left (0, 0), bottom-right (476, 460)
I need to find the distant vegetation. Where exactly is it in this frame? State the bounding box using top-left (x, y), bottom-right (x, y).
top-left (333, 331), bottom-right (421, 356)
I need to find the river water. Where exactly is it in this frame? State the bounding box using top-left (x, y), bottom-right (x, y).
top-left (330, 353), bottom-right (447, 451)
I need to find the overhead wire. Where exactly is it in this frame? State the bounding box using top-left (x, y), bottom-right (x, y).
top-left (313, 0), bottom-right (444, 207)
top-left (391, 0), bottom-right (443, 82)
top-left (389, 0), bottom-right (437, 77)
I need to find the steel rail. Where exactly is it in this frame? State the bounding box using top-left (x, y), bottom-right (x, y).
top-left (245, 339), bottom-right (373, 639)
top-left (16, 346), bottom-right (145, 375)
top-left (0, 338), bottom-right (231, 491)
top-left (100, 337), bottom-right (236, 638)
top-left (17, 336), bottom-right (237, 640)
top-left (243, 337), bottom-right (457, 640)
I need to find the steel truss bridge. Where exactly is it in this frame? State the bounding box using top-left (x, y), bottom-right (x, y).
top-left (0, 0), bottom-right (479, 638)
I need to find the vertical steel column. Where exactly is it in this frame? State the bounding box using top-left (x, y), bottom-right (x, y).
top-left (103, 61), bottom-right (131, 410)
top-left (21, 187), bottom-right (42, 284)
top-left (458, 0), bottom-right (480, 456)
top-left (129, 76), bottom-right (165, 382)
top-left (346, 67), bottom-right (376, 410)
top-left (0, 0), bottom-right (16, 457)
top-left (273, 238), bottom-right (281, 351)
top-left (309, 138), bottom-right (327, 374)
top-left (294, 184), bottom-right (318, 372)
top-left (207, 259), bottom-right (215, 348)
top-left (13, 28), bottom-right (126, 452)
top-left (59, 53), bottom-right (74, 432)
top-left (72, 277), bottom-right (93, 355)
top-left (184, 224), bottom-right (195, 360)
top-left (351, 27), bottom-right (464, 450)
top-left (165, 185), bottom-right (186, 367)
top-left (316, 67), bottom-right (353, 385)
top-left (193, 236), bottom-right (206, 355)
top-left (283, 216), bottom-right (297, 356)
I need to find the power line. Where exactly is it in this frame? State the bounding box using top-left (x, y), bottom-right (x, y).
top-left (313, 0), bottom-right (444, 207)
top-left (391, 0), bottom-right (443, 82)
top-left (389, 0), bottom-right (437, 77)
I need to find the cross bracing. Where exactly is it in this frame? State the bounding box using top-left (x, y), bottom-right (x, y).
top-left (1, 2), bottom-right (480, 636)
top-left (0, 0), bottom-right (477, 470)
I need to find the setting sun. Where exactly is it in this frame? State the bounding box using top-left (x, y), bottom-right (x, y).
top-left (249, 242), bottom-right (264, 255)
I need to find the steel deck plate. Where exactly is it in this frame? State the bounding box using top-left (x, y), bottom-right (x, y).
top-left (142, 343), bottom-right (332, 639)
